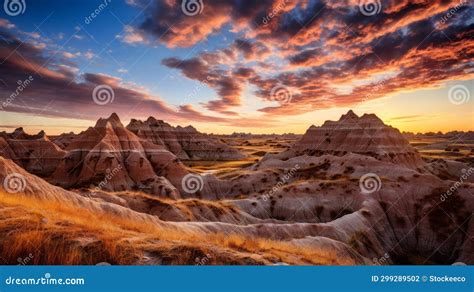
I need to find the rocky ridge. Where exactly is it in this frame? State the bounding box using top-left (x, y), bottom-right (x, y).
top-left (127, 117), bottom-right (246, 161)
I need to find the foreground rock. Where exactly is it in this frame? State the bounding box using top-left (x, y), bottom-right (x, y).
top-left (0, 156), bottom-right (366, 265)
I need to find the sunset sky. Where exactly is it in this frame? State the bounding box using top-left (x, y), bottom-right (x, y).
top-left (0, 0), bottom-right (473, 135)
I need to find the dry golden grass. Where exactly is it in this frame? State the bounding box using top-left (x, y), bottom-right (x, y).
top-left (0, 191), bottom-right (357, 265)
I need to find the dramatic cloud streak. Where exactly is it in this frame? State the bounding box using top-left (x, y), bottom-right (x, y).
top-left (0, 29), bottom-right (226, 124)
top-left (133, 0), bottom-right (473, 116)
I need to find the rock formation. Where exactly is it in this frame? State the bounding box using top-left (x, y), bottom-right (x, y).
top-left (49, 113), bottom-right (188, 199)
top-left (0, 128), bottom-right (66, 177)
top-left (127, 117), bottom-right (245, 161)
top-left (51, 132), bottom-right (77, 149)
top-left (263, 110), bottom-right (425, 169)
top-left (1, 111), bottom-right (472, 265)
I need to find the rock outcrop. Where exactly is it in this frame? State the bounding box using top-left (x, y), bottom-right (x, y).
top-left (263, 110), bottom-right (425, 169)
top-left (0, 128), bottom-right (66, 177)
top-left (49, 113), bottom-right (188, 199)
top-left (1, 110), bottom-right (472, 265)
top-left (127, 117), bottom-right (245, 161)
top-left (51, 132), bottom-right (77, 149)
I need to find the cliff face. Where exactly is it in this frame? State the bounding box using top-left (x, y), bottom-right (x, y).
top-left (127, 117), bottom-right (246, 161)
